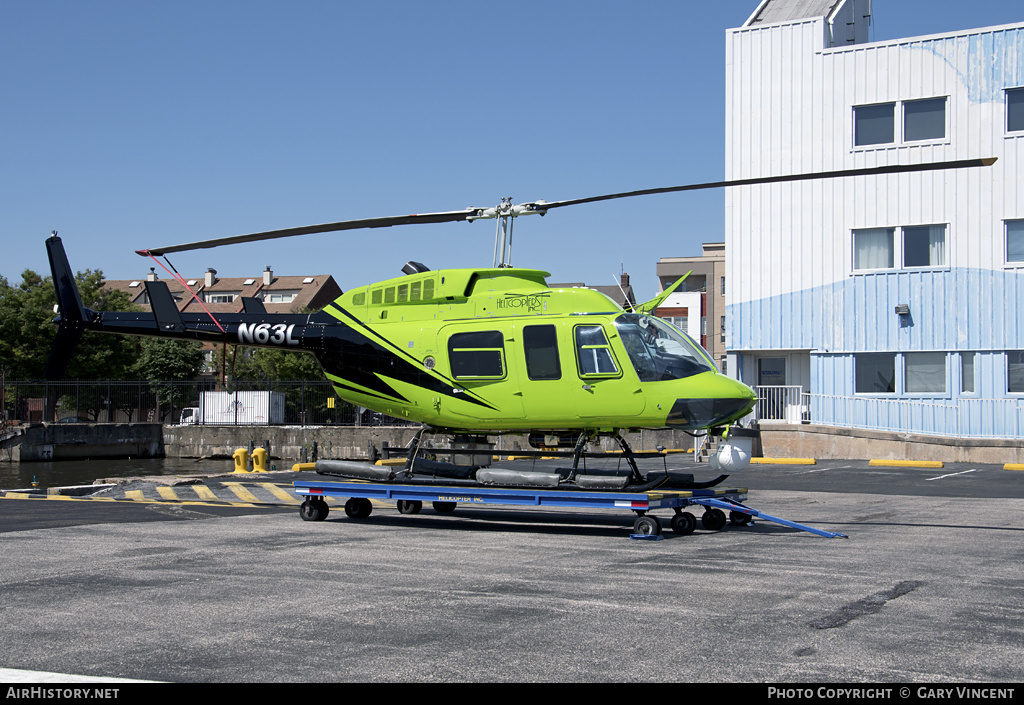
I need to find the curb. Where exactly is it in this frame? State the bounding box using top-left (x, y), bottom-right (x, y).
top-left (868, 459), bottom-right (944, 468)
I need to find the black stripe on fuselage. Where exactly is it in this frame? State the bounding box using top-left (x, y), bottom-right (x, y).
top-left (319, 305), bottom-right (497, 411)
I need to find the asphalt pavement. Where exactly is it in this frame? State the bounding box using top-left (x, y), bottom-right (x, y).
top-left (0, 459), bottom-right (1021, 683)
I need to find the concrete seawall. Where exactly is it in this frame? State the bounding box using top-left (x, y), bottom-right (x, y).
top-left (5, 421), bottom-right (1021, 465)
top-left (0, 423), bottom-right (164, 461)
top-left (2, 423), bottom-right (699, 464)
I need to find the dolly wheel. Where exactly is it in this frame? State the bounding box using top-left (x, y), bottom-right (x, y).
top-left (344, 497), bottom-right (373, 519)
top-left (633, 515), bottom-right (662, 536)
top-left (729, 510), bottom-right (752, 526)
top-left (671, 512), bottom-right (696, 535)
top-left (300, 499), bottom-right (328, 522)
top-left (397, 500), bottom-right (423, 515)
top-left (432, 501), bottom-right (457, 513)
top-left (701, 508), bottom-right (727, 531)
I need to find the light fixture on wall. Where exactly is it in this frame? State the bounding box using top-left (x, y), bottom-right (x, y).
top-left (894, 304), bottom-right (910, 316)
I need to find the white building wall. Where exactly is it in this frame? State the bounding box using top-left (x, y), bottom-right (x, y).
top-left (725, 1), bottom-right (1024, 437)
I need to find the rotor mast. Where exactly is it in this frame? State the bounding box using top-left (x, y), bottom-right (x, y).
top-left (468, 197), bottom-right (548, 268)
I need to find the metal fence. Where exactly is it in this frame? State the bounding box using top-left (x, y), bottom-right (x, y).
top-left (0, 379), bottom-right (410, 427)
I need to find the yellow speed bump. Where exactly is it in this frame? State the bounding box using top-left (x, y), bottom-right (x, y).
top-left (749, 457), bottom-right (816, 465)
top-left (1005, 463), bottom-right (1024, 471)
top-left (869, 459), bottom-right (944, 468)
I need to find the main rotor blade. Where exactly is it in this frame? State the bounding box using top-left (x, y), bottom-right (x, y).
top-left (531, 157), bottom-right (997, 212)
top-left (137, 157), bottom-right (995, 256)
top-left (138, 208), bottom-right (484, 256)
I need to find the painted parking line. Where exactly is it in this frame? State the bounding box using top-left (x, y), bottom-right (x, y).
top-left (259, 482), bottom-right (302, 504)
top-left (0, 491), bottom-right (269, 509)
top-left (222, 482), bottom-right (265, 503)
top-left (192, 485), bottom-right (220, 501)
top-left (0, 667), bottom-right (157, 683)
top-left (926, 469), bottom-right (979, 481)
top-left (156, 486), bottom-right (180, 501)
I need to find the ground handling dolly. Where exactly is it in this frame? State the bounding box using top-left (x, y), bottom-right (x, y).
top-left (293, 479), bottom-right (847, 539)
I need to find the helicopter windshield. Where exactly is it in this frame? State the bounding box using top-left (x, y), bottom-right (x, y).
top-left (614, 313), bottom-right (716, 382)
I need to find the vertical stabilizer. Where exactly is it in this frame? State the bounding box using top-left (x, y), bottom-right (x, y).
top-left (44, 233), bottom-right (91, 379)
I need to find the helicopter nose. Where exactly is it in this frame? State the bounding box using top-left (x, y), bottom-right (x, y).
top-left (665, 375), bottom-right (757, 430)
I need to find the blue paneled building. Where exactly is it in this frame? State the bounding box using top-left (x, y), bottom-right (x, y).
top-left (725, 0), bottom-right (1024, 438)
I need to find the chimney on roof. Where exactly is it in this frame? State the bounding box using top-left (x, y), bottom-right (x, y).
top-left (620, 272), bottom-right (630, 289)
top-left (147, 267), bottom-right (157, 282)
top-left (205, 268), bottom-right (217, 287)
top-left (263, 266), bottom-right (273, 286)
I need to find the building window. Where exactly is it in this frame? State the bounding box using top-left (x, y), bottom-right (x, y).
top-left (263, 291), bottom-right (297, 304)
top-left (1008, 88), bottom-right (1024, 133)
top-left (853, 225), bottom-right (946, 271)
top-left (205, 293), bottom-right (237, 304)
top-left (905, 352), bottom-right (946, 394)
top-left (904, 98), bottom-right (946, 141)
top-left (854, 103), bottom-right (895, 146)
top-left (1010, 352), bottom-right (1024, 394)
top-left (855, 97), bottom-right (948, 146)
top-left (720, 276), bottom-right (726, 297)
top-left (961, 352), bottom-right (975, 394)
top-left (720, 315), bottom-right (726, 344)
top-left (855, 353), bottom-right (896, 393)
top-left (902, 225), bottom-right (946, 267)
top-left (853, 228), bottom-right (895, 269)
top-left (1007, 220), bottom-right (1024, 264)
top-left (665, 316), bottom-right (688, 332)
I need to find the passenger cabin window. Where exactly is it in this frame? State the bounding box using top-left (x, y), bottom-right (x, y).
top-left (448, 331), bottom-right (505, 380)
top-left (574, 325), bottom-right (619, 377)
top-left (523, 325), bottom-right (561, 380)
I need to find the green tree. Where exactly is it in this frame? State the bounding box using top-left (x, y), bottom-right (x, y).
top-left (134, 338), bottom-right (205, 421)
top-left (216, 345), bottom-right (325, 382)
top-left (0, 269), bottom-right (141, 380)
top-left (134, 338), bottom-right (204, 381)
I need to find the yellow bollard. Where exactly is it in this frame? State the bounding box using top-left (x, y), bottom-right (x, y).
top-left (251, 447), bottom-right (268, 473)
top-left (233, 448), bottom-right (250, 473)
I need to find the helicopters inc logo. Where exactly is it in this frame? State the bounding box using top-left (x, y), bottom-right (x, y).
top-left (497, 293), bottom-right (550, 313)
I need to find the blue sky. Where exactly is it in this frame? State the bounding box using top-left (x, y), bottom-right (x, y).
top-left (2, 1), bottom-right (1022, 303)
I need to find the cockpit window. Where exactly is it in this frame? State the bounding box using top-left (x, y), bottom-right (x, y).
top-left (614, 313), bottom-right (716, 382)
